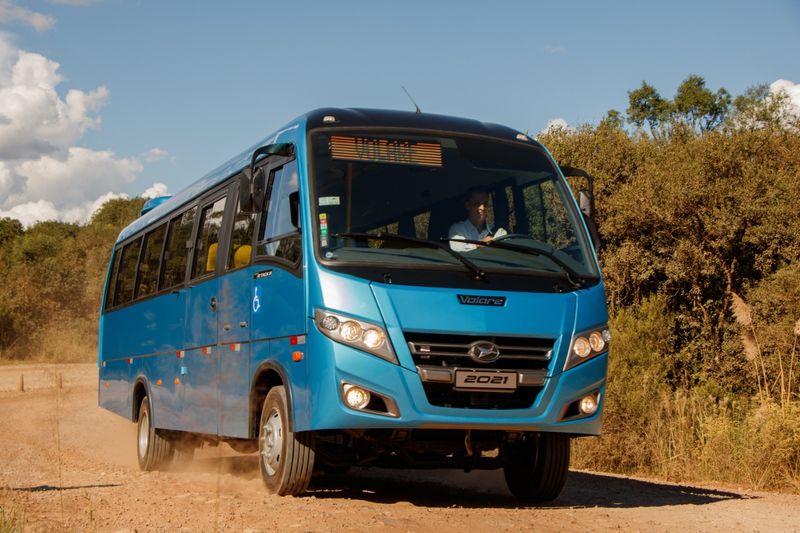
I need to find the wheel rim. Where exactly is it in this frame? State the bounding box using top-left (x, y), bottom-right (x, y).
top-left (260, 407), bottom-right (283, 476)
top-left (138, 409), bottom-right (149, 460)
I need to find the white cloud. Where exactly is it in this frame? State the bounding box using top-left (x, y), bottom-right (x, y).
top-left (0, 34), bottom-right (108, 160)
top-left (0, 199), bottom-right (59, 226)
top-left (8, 147), bottom-right (141, 207)
top-left (538, 117), bottom-right (572, 136)
top-left (141, 148), bottom-right (169, 162)
top-left (142, 182), bottom-right (169, 199)
top-left (0, 36), bottom-right (149, 227)
top-left (770, 79), bottom-right (800, 116)
top-left (543, 45), bottom-right (566, 54)
top-left (0, 1), bottom-right (54, 31)
top-left (0, 191), bottom-right (131, 227)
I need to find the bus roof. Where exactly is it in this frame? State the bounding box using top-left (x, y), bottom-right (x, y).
top-left (116, 108), bottom-right (539, 244)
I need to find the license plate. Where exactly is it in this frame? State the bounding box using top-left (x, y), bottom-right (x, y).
top-left (454, 370), bottom-right (517, 391)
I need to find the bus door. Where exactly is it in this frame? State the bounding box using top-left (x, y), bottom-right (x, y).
top-left (251, 158), bottom-right (306, 394)
top-left (217, 179), bottom-right (257, 438)
top-left (183, 191), bottom-right (228, 435)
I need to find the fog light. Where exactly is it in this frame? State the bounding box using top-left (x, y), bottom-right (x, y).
top-left (579, 394), bottom-right (598, 415)
top-left (339, 321), bottom-right (363, 342)
top-left (343, 385), bottom-right (370, 410)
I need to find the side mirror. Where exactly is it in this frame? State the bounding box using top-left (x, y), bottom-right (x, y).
top-left (289, 191), bottom-right (300, 229)
top-left (252, 167), bottom-right (267, 212)
top-left (246, 143), bottom-right (295, 212)
top-left (560, 165), bottom-right (601, 250)
top-left (578, 188), bottom-right (592, 218)
top-left (238, 170), bottom-right (253, 212)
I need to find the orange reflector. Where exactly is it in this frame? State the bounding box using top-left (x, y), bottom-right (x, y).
top-left (229, 343), bottom-right (240, 352)
top-left (176, 350), bottom-right (185, 359)
top-left (127, 358), bottom-right (133, 364)
top-left (156, 379), bottom-right (163, 386)
top-left (292, 351), bottom-right (303, 362)
top-left (174, 377), bottom-right (181, 385)
top-left (202, 346), bottom-right (212, 355)
top-left (103, 382), bottom-right (109, 389)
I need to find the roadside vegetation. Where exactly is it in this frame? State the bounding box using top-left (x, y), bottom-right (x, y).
top-left (543, 77), bottom-right (800, 492)
top-left (0, 75), bottom-right (797, 491)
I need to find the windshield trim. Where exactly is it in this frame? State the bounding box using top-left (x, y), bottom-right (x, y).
top-left (306, 126), bottom-right (600, 281)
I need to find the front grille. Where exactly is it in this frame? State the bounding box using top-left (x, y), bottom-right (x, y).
top-left (421, 383), bottom-right (540, 409)
top-left (405, 332), bottom-right (556, 409)
top-left (405, 332), bottom-right (554, 370)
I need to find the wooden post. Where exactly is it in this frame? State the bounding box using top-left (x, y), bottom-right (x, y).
top-left (57, 372), bottom-right (63, 389)
top-left (18, 374), bottom-right (24, 392)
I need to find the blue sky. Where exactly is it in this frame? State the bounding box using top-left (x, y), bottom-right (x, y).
top-left (0, 0), bottom-right (798, 226)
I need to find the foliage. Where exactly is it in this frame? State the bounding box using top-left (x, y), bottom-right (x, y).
top-left (551, 75), bottom-right (800, 491)
top-left (0, 198), bottom-right (143, 361)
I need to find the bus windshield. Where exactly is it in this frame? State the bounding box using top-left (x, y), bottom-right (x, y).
top-left (311, 131), bottom-right (598, 278)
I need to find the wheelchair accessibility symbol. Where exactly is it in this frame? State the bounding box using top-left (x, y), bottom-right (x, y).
top-left (252, 287), bottom-right (261, 313)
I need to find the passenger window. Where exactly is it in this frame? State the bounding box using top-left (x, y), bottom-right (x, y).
top-left (135, 224), bottom-right (166, 298)
top-left (160, 207), bottom-right (196, 290)
top-left (192, 196), bottom-right (227, 279)
top-left (257, 161), bottom-right (301, 263)
top-left (114, 237), bottom-right (142, 306)
top-left (227, 193), bottom-right (256, 270)
top-left (104, 247), bottom-right (123, 310)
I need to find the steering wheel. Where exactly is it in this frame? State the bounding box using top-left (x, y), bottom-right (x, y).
top-left (493, 233), bottom-right (530, 242)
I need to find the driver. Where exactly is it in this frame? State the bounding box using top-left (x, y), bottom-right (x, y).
top-left (448, 186), bottom-right (506, 251)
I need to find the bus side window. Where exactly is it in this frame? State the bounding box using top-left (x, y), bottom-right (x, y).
top-left (114, 236), bottom-right (143, 307)
top-left (135, 223), bottom-right (166, 298)
top-left (227, 191), bottom-right (256, 270)
top-left (104, 247), bottom-right (123, 310)
top-left (159, 207), bottom-right (196, 290)
top-left (257, 161), bottom-right (301, 264)
top-left (191, 196), bottom-right (227, 279)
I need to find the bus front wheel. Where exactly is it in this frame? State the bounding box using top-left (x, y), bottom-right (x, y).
top-left (137, 396), bottom-right (174, 471)
top-left (258, 386), bottom-right (315, 495)
top-left (503, 432), bottom-right (570, 502)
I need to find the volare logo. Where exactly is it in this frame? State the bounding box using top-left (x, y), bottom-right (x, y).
top-left (457, 294), bottom-right (507, 307)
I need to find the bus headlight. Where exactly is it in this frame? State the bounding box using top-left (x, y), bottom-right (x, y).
top-left (339, 321), bottom-right (363, 342)
top-left (564, 325), bottom-right (610, 371)
top-left (315, 309), bottom-right (398, 364)
top-left (362, 328), bottom-right (385, 349)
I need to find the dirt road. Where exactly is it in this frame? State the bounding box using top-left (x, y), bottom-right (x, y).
top-left (1, 363), bottom-right (799, 532)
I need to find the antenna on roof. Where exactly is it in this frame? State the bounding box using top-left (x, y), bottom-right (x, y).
top-left (401, 86), bottom-right (422, 114)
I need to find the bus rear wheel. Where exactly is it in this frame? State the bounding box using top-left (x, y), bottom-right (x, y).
top-left (503, 432), bottom-right (570, 503)
top-left (137, 396), bottom-right (174, 471)
top-left (258, 386), bottom-right (315, 495)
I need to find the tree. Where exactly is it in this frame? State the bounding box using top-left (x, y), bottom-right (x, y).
top-left (89, 197), bottom-right (145, 228)
top-left (0, 217), bottom-right (23, 247)
top-left (673, 75), bottom-right (731, 133)
top-left (627, 81), bottom-right (673, 136)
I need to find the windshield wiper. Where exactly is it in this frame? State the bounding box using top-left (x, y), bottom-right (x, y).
top-left (334, 232), bottom-right (488, 281)
top-left (443, 238), bottom-right (585, 289)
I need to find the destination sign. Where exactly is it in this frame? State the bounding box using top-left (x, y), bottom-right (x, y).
top-left (330, 135), bottom-right (442, 167)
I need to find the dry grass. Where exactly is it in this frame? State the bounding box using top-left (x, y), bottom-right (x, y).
top-left (0, 507), bottom-right (20, 533)
top-left (572, 295), bottom-right (800, 493)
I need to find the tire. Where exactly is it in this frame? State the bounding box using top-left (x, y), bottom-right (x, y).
top-left (137, 395), bottom-right (174, 471)
top-left (503, 432), bottom-right (570, 503)
top-left (258, 387), bottom-right (315, 495)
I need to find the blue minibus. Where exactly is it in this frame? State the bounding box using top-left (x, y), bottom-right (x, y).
top-left (99, 108), bottom-right (609, 502)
